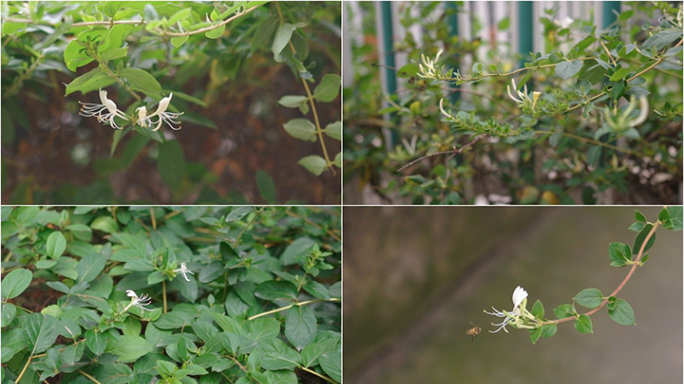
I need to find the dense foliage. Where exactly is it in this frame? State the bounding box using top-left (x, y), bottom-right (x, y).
top-left (1, 206), bottom-right (341, 384)
top-left (344, 1), bottom-right (682, 204)
top-left (2, 1), bottom-right (341, 204)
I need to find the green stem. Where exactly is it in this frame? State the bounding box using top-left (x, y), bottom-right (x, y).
top-left (248, 298), bottom-right (340, 320)
top-left (162, 280), bottom-right (167, 313)
top-left (532, 131), bottom-right (642, 157)
top-left (4, 53), bottom-right (45, 98)
top-left (298, 366), bottom-right (338, 384)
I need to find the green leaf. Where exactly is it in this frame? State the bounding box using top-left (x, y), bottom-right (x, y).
top-left (303, 280), bottom-right (330, 300)
top-left (272, 23), bottom-right (298, 62)
top-left (285, 306), bottom-right (317, 349)
top-left (529, 327), bottom-right (542, 345)
top-left (283, 119), bottom-right (317, 142)
top-left (634, 210), bottom-right (647, 223)
top-left (91, 216), bottom-right (118, 234)
top-left (530, 299), bottom-right (544, 318)
top-left (76, 253), bottom-right (107, 284)
top-left (553, 304), bottom-right (574, 319)
top-left (278, 95), bottom-right (308, 108)
top-left (574, 314), bottom-right (593, 334)
top-left (258, 338), bottom-right (301, 370)
top-left (609, 67), bottom-right (632, 82)
top-left (662, 206), bottom-right (683, 231)
top-left (2, 303), bottom-right (17, 327)
top-left (120, 68), bottom-right (162, 96)
top-left (168, 8), bottom-right (192, 25)
top-left (608, 299), bottom-right (636, 325)
top-left (205, 24), bottom-right (225, 39)
top-left (608, 242), bottom-right (631, 267)
top-left (323, 121), bottom-right (341, 141)
top-left (64, 68), bottom-right (117, 96)
top-left (46, 231), bottom-right (67, 259)
top-left (540, 324), bottom-right (557, 338)
top-left (319, 349), bottom-right (341, 382)
top-left (225, 207), bottom-right (253, 223)
top-left (281, 237), bottom-right (316, 266)
top-left (157, 140), bottom-right (186, 190)
top-left (255, 281), bottom-right (298, 301)
top-left (641, 30), bottom-right (683, 51)
top-left (1, 268), bottom-right (32, 300)
top-left (86, 330), bottom-right (107, 355)
top-left (109, 335), bottom-right (153, 362)
top-left (256, 170), bottom-right (277, 203)
top-left (170, 35), bottom-right (189, 47)
top-left (298, 155), bottom-right (327, 176)
top-left (313, 74), bottom-right (341, 102)
top-left (555, 60), bottom-right (583, 79)
top-left (633, 224), bottom-right (655, 255)
top-left (573, 288), bottom-right (604, 309)
top-left (101, 47), bottom-right (128, 62)
top-left (249, 318), bottom-right (280, 342)
top-left (23, 313), bottom-right (60, 354)
top-left (156, 360), bottom-right (177, 377)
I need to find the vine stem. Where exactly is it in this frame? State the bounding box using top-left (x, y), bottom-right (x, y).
top-left (78, 369), bottom-right (104, 384)
top-left (234, 207), bottom-right (264, 245)
top-left (3, 53), bottom-right (45, 98)
top-left (298, 366), bottom-right (338, 384)
top-left (397, 135), bottom-right (483, 173)
top-left (532, 131), bottom-right (642, 157)
top-left (275, 2), bottom-right (335, 175)
top-left (546, 221), bottom-right (660, 325)
top-left (2, 5), bottom-right (259, 37)
top-left (566, 39), bottom-right (683, 112)
top-left (248, 298), bottom-right (340, 320)
top-left (285, 209), bottom-right (340, 241)
top-left (162, 280), bottom-right (167, 313)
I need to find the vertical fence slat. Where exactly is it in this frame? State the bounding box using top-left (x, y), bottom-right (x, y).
top-left (518, 1), bottom-right (534, 66)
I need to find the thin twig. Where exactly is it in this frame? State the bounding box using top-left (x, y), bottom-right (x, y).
top-left (298, 366), bottom-right (338, 384)
top-left (285, 209), bottom-right (340, 241)
top-left (397, 135), bottom-right (483, 173)
top-left (78, 369), bottom-right (104, 384)
top-left (162, 280), bottom-right (167, 313)
top-left (248, 298), bottom-right (341, 320)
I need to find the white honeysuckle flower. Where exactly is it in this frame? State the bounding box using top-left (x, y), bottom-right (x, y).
top-left (439, 98), bottom-right (454, 119)
top-left (506, 78), bottom-right (532, 105)
top-left (484, 285), bottom-right (529, 333)
top-left (79, 88), bottom-right (129, 129)
top-left (138, 93), bottom-right (183, 131)
top-left (124, 289), bottom-right (153, 312)
top-left (418, 49), bottom-right (444, 78)
top-left (173, 262), bottom-right (195, 282)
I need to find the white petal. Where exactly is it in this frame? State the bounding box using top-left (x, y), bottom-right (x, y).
top-left (126, 290), bottom-right (137, 298)
top-left (512, 286), bottom-right (528, 307)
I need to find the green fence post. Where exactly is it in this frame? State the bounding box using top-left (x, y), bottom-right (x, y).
top-left (602, 1), bottom-right (621, 29)
top-left (518, 1), bottom-right (534, 68)
top-left (445, 2), bottom-right (460, 103)
top-left (379, 1), bottom-right (397, 148)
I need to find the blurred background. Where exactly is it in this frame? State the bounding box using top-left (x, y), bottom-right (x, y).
top-left (343, 1), bottom-right (683, 205)
top-left (1, 1), bottom-right (341, 205)
top-left (343, 206), bottom-right (682, 383)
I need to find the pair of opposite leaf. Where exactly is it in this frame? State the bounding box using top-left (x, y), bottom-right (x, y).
top-left (79, 88), bottom-right (183, 131)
